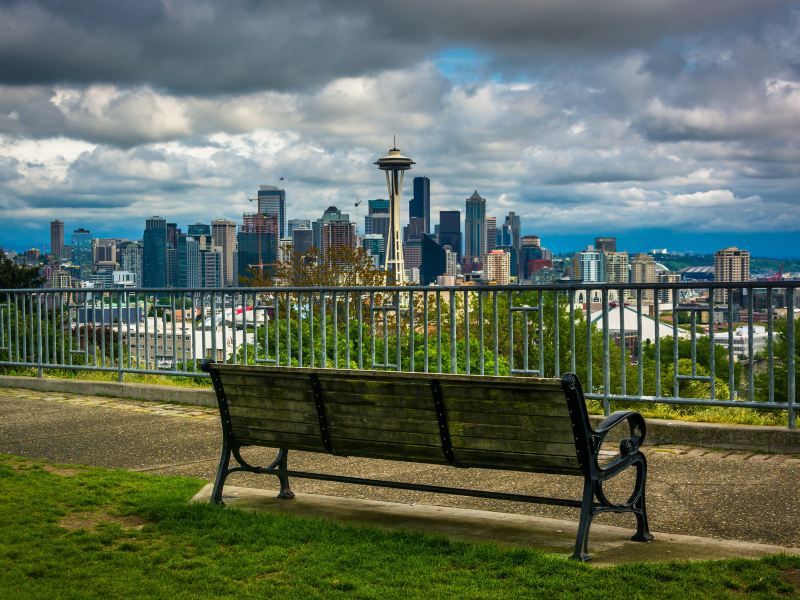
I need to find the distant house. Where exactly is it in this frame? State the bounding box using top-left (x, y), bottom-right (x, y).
top-left (589, 305), bottom-right (690, 355)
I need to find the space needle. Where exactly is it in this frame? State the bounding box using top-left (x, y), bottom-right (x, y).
top-left (375, 139), bottom-right (414, 285)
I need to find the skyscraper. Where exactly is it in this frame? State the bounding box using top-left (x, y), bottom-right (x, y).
top-left (485, 250), bottom-right (511, 285)
top-left (237, 213), bottom-right (278, 282)
top-left (177, 233), bottom-right (200, 288)
top-left (288, 219), bottom-right (311, 237)
top-left (485, 216), bottom-right (497, 253)
top-left (211, 219), bottom-right (237, 287)
top-left (574, 245), bottom-right (605, 284)
top-left (292, 228), bottom-right (313, 256)
top-left (714, 247), bottom-right (750, 303)
top-left (142, 217), bottom-right (167, 288)
top-left (321, 217), bottom-right (356, 257)
top-left (257, 185), bottom-right (287, 238)
top-left (187, 223), bottom-right (211, 238)
top-left (71, 228), bottom-right (93, 280)
top-left (50, 220), bottom-right (64, 259)
top-left (410, 176), bottom-right (430, 234)
top-left (361, 234), bottom-right (386, 267)
top-left (595, 237), bottom-right (617, 253)
top-left (464, 190), bottom-right (486, 271)
top-left (420, 234), bottom-right (446, 285)
top-left (630, 253), bottom-right (657, 303)
top-left (505, 211), bottom-right (521, 276)
top-left (604, 251), bottom-right (629, 285)
top-left (438, 210), bottom-right (461, 264)
top-left (119, 241), bottom-right (143, 286)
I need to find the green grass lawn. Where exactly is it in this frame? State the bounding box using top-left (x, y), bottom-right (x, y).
top-left (1, 454), bottom-right (798, 599)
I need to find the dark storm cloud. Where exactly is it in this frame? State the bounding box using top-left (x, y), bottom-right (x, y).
top-left (0, 0), bottom-right (793, 94)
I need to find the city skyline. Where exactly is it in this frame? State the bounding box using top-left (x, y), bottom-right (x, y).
top-left (1, 2), bottom-right (799, 257)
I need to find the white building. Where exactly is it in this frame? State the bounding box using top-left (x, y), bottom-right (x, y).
top-left (712, 325), bottom-right (767, 360)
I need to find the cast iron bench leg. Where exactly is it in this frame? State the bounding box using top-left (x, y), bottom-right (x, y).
top-left (212, 437), bottom-right (231, 506)
top-left (572, 479), bottom-right (595, 561)
top-left (631, 455), bottom-right (654, 542)
top-left (276, 448), bottom-right (295, 499)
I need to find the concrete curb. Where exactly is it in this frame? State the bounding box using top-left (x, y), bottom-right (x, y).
top-left (0, 375), bottom-right (216, 408)
top-left (2, 375), bottom-right (798, 454)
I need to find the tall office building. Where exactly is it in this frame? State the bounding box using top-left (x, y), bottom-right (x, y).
top-left (485, 250), bottom-right (511, 285)
top-left (187, 223), bottom-right (211, 238)
top-left (595, 237), bottom-right (617, 253)
top-left (420, 234), bottom-right (446, 285)
top-left (288, 219), bottom-right (311, 237)
top-left (237, 213), bottom-right (278, 282)
top-left (367, 199), bottom-right (390, 214)
top-left (143, 217), bottom-right (167, 287)
top-left (519, 235), bottom-right (553, 280)
top-left (292, 227), bottom-right (313, 256)
top-left (211, 219), bottom-right (237, 287)
top-left (630, 253), bottom-right (657, 303)
top-left (70, 228), bottom-right (93, 280)
top-left (438, 210), bottom-right (462, 264)
top-left (410, 176), bottom-right (430, 234)
top-left (714, 247), bottom-right (750, 303)
top-left (604, 251), bottom-right (629, 285)
top-left (444, 246), bottom-right (458, 277)
top-left (574, 245), bottom-right (605, 284)
top-left (321, 218), bottom-right (356, 257)
top-left (485, 216), bottom-right (497, 253)
top-left (505, 212), bottom-right (521, 251)
top-left (50, 220), bottom-right (64, 259)
top-left (362, 234), bottom-right (386, 268)
top-left (257, 185), bottom-right (287, 238)
top-left (92, 238), bottom-right (117, 265)
top-left (177, 234), bottom-right (200, 288)
top-left (503, 212), bottom-right (521, 277)
top-left (198, 248), bottom-right (222, 288)
top-left (119, 241), bottom-right (143, 286)
top-left (464, 190), bottom-right (486, 271)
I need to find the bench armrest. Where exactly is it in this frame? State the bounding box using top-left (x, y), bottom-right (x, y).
top-left (592, 411), bottom-right (647, 473)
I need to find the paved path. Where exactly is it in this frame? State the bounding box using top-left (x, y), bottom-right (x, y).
top-left (2, 387), bottom-right (799, 548)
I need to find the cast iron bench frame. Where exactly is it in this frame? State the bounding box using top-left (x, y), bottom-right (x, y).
top-left (201, 361), bottom-right (653, 560)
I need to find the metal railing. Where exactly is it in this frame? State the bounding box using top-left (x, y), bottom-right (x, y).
top-left (0, 281), bottom-right (797, 427)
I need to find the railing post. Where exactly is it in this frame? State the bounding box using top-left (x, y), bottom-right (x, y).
top-left (36, 292), bottom-right (43, 378)
top-left (788, 286), bottom-right (796, 429)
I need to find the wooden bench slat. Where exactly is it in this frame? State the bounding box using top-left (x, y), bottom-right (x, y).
top-left (228, 406), bottom-right (319, 425)
top-left (329, 426), bottom-right (442, 447)
top-left (330, 439), bottom-right (450, 463)
top-left (453, 448), bottom-right (582, 474)
top-left (451, 436), bottom-right (577, 457)
top-left (446, 411), bottom-right (572, 428)
top-left (224, 383), bottom-right (314, 403)
top-left (230, 427), bottom-right (326, 452)
top-left (448, 420), bottom-right (574, 442)
top-left (229, 417), bottom-right (320, 437)
top-left (446, 401), bottom-right (569, 418)
top-left (327, 415), bottom-right (440, 435)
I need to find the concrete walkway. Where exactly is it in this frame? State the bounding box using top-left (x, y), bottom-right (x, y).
top-left (2, 386), bottom-right (799, 564)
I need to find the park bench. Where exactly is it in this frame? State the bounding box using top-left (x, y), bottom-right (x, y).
top-left (201, 361), bottom-right (654, 560)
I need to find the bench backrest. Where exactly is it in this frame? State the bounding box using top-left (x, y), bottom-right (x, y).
top-left (209, 364), bottom-right (587, 476)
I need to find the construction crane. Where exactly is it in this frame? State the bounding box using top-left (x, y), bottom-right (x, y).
top-left (354, 200), bottom-right (362, 235)
top-left (768, 262), bottom-right (784, 282)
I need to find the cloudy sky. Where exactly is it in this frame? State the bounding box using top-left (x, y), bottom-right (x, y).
top-left (1, 0), bottom-right (799, 256)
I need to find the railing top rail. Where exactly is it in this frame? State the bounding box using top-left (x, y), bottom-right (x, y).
top-left (2, 280), bottom-right (799, 295)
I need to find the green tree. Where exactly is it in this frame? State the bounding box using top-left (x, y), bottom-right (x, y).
top-left (0, 250), bottom-right (44, 290)
top-left (755, 318), bottom-right (799, 404)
